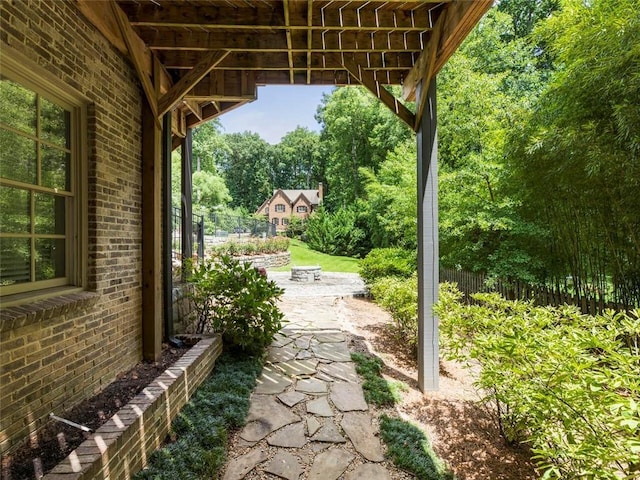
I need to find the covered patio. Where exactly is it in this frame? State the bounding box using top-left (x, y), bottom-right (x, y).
top-left (78, 0), bottom-right (491, 391)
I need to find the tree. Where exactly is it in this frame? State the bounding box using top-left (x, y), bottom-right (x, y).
top-left (270, 127), bottom-right (322, 189)
top-left (219, 132), bottom-right (273, 211)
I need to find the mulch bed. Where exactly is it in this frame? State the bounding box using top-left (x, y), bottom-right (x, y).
top-left (3, 342), bottom-right (193, 480)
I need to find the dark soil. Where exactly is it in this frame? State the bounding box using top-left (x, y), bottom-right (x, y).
top-left (2, 342), bottom-right (193, 480)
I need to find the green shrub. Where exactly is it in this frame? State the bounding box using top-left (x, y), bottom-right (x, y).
top-left (359, 247), bottom-right (416, 286)
top-left (305, 206), bottom-right (367, 257)
top-left (210, 237), bottom-right (289, 257)
top-left (285, 216), bottom-right (307, 239)
top-left (370, 275), bottom-right (418, 349)
top-left (435, 283), bottom-right (640, 479)
top-left (188, 255), bottom-right (284, 353)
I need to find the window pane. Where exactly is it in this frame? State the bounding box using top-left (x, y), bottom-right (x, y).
top-left (35, 238), bottom-right (65, 281)
top-left (0, 77), bottom-right (36, 135)
top-left (0, 129), bottom-right (37, 184)
top-left (40, 96), bottom-right (70, 148)
top-left (0, 237), bottom-right (31, 286)
top-left (35, 193), bottom-right (65, 235)
top-left (0, 186), bottom-right (30, 233)
top-left (41, 145), bottom-right (70, 191)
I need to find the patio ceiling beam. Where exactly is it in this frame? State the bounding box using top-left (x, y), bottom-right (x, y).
top-left (185, 100), bottom-right (252, 129)
top-left (123, 3), bottom-right (448, 31)
top-left (340, 54), bottom-right (415, 130)
top-left (157, 50), bottom-right (229, 118)
top-left (138, 29), bottom-right (428, 53)
top-left (306, 0), bottom-right (313, 84)
top-left (185, 71), bottom-right (257, 102)
top-left (283, 0), bottom-right (295, 84)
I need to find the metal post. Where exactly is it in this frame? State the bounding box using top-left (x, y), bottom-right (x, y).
top-left (162, 112), bottom-right (175, 341)
top-left (181, 129), bottom-right (193, 278)
top-left (416, 78), bottom-right (439, 391)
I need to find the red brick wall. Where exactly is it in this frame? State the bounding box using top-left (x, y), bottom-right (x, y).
top-left (1, 0), bottom-right (144, 455)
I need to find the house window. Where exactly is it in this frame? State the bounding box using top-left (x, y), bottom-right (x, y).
top-left (297, 206), bottom-right (308, 213)
top-left (272, 218), bottom-right (279, 226)
top-left (0, 65), bottom-right (84, 298)
top-left (282, 218), bottom-right (289, 226)
top-left (275, 204), bottom-right (285, 213)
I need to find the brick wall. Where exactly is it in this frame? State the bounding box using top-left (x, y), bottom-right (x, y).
top-left (1, 0), bottom-right (144, 455)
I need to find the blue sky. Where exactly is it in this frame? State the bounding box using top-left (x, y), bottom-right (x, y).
top-left (218, 85), bottom-right (335, 144)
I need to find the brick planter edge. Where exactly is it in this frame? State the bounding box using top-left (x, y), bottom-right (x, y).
top-left (43, 335), bottom-right (223, 480)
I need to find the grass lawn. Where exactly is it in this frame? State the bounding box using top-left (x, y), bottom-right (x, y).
top-left (271, 239), bottom-right (360, 273)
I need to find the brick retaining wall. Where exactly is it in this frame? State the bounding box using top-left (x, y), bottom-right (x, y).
top-left (43, 335), bottom-right (222, 480)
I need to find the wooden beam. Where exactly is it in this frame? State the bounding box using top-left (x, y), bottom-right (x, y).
top-left (306, 0), bottom-right (313, 84)
top-left (141, 99), bottom-right (163, 362)
top-left (403, 9), bottom-right (446, 103)
top-left (183, 100), bottom-right (203, 121)
top-left (140, 29), bottom-right (428, 53)
top-left (123, 3), bottom-right (445, 31)
top-left (283, 0), bottom-right (295, 84)
top-left (186, 70), bottom-right (257, 102)
top-left (109, 2), bottom-right (158, 117)
top-left (340, 54), bottom-right (415, 129)
top-left (185, 100), bottom-right (252, 129)
top-left (157, 50), bottom-right (229, 117)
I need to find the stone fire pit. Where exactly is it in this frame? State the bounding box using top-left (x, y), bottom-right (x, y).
top-left (291, 266), bottom-right (321, 282)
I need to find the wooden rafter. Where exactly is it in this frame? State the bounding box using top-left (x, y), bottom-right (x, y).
top-left (282, 0), bottom-right (295, 84)
top-left (340, 54), bottom-right (415, 130)
top-left (157, 50), bottom-right (229, 117)
top-left (306, 0), bottom-right (313, 84)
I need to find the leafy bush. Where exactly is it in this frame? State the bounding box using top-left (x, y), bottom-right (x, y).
top-left (435, 283), bottom-right (640, 479)
top-left (305, 206), bottom-right (367, 257)
top-left (209, 236), bottom-right (289, 257)
top-left (188, 255), bottom-right (284, 353)
top-left (370, 275), bottom-right (418, 350)
top-left (285, 216), bottom-right (307, 239)
top-left (359, 247), bottom-right (416, 286)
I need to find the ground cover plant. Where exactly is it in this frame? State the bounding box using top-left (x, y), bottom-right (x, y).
top-left (350, 352), bottom-right (452, 479)
top-left (134, 352), bottom-right (264, 479)
top-left (271, 238), bottom-right (360, 273)
top-left (435, 284), bottom-right (640, 479)
top-left (188, 255), bottom-right (284, 352)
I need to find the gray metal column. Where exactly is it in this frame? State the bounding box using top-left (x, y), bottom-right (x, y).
top-left (162, 113), bottom-right (174, 339)
top-left (416, 78), bottom-right (439, 391)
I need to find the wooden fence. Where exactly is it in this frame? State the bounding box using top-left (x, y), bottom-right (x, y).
top-left (440, 268), bottom-right (635, 315)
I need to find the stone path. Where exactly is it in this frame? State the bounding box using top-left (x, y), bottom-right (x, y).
top-left (222, 293), bottom-right (394, 480)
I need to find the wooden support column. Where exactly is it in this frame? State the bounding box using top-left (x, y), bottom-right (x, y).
top-left (162, 113), bottom-right (174, 340)
top-left (181, 129), bottom-right (194, 278)
top-left (142, 99), bottom-right (163, 361)
top-left (416, 78), bottom-right (439, 392)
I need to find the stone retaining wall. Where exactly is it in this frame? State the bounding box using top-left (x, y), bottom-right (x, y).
top-left (43, 335), bottom-right (223, 480)
top-left (234, 251), bottom-right (290, 269)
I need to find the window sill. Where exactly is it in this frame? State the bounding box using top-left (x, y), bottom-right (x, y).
top-left (0, 288), bottom-right (100, 332)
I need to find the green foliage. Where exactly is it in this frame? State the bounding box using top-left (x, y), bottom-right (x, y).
top-left (210, 237), bottom-right (289, 257)
top-left (270, 127), bottom-right (322, 189)
top-left (380, 415), bottom-right (454, 480)
top-left (359, 248), bottom-right (416, 286)
top-left (187, 255), bottom-right (284, 353)
top-left (369, 275), bottom-right (418, 350)
top-left (134, 352), bottom-right (263, 480)
top-left (350, 353), bottom-right (405, 407)
top-left (304, 205), bottom-right (367, 258)
top-left (435, 283), bottom-right (640, 479)
top-left (284, 215), bottom-right (306, 239)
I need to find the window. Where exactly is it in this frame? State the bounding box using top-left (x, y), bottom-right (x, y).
top-left (0, 57), bottom-right (85, 299)
top-left (275, 204), bottom-right (285, 213)
top-left (296, 206), bottom-right (308, 213)
top-left (272, 218), bottom-right (279, 226)
top-left (282, 218), bottom-right (289, 225)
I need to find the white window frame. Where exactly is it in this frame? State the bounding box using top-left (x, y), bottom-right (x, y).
top-left (296, 205), bottom-right (308, 213)
top-left (0, 50), bottom-right (87, 303)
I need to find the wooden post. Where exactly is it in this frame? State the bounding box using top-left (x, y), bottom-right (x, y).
top-left (162, 113), bottom-right (174, 339)
top-left (416, 78), bottom-right (439, 392)
top-left (142, 99), bottom-right (163, 361)
top-left (181, 129), bottom-right (193, 276)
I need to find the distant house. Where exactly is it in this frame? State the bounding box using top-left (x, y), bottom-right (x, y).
top-left (256, 183), bottom-right (323, 231)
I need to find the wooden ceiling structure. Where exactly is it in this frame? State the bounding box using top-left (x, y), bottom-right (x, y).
top-left (76, 0), bottom-right (492, 140)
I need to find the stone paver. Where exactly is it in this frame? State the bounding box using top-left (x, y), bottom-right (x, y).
top-left (222, 448), bottom-right (268, 480)
top-left (264, 452), bottom-right (303, 480)
top-left (341, 412), bottom-right (385, 461)
top-left (345, 464), bottom-right (392, 480)
top-left (306, 396), bottom-right (334, 417)
top-left (308, 448), bottom-right (354, 479)
top-left (223, 276), bottom-right (401, 479)
top-left (267, 422), bottom-right (307, 448)
top-left (330, 381), bottom-right (369, 411)
top-left (295, 378), bottom-right (328, 394)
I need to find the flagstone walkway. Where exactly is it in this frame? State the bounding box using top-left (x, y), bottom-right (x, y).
top-left (222, 293), bottom-right (398, 480)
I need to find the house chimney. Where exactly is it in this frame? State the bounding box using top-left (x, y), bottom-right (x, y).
top-left (318, 182), bottom-right (323, 204)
